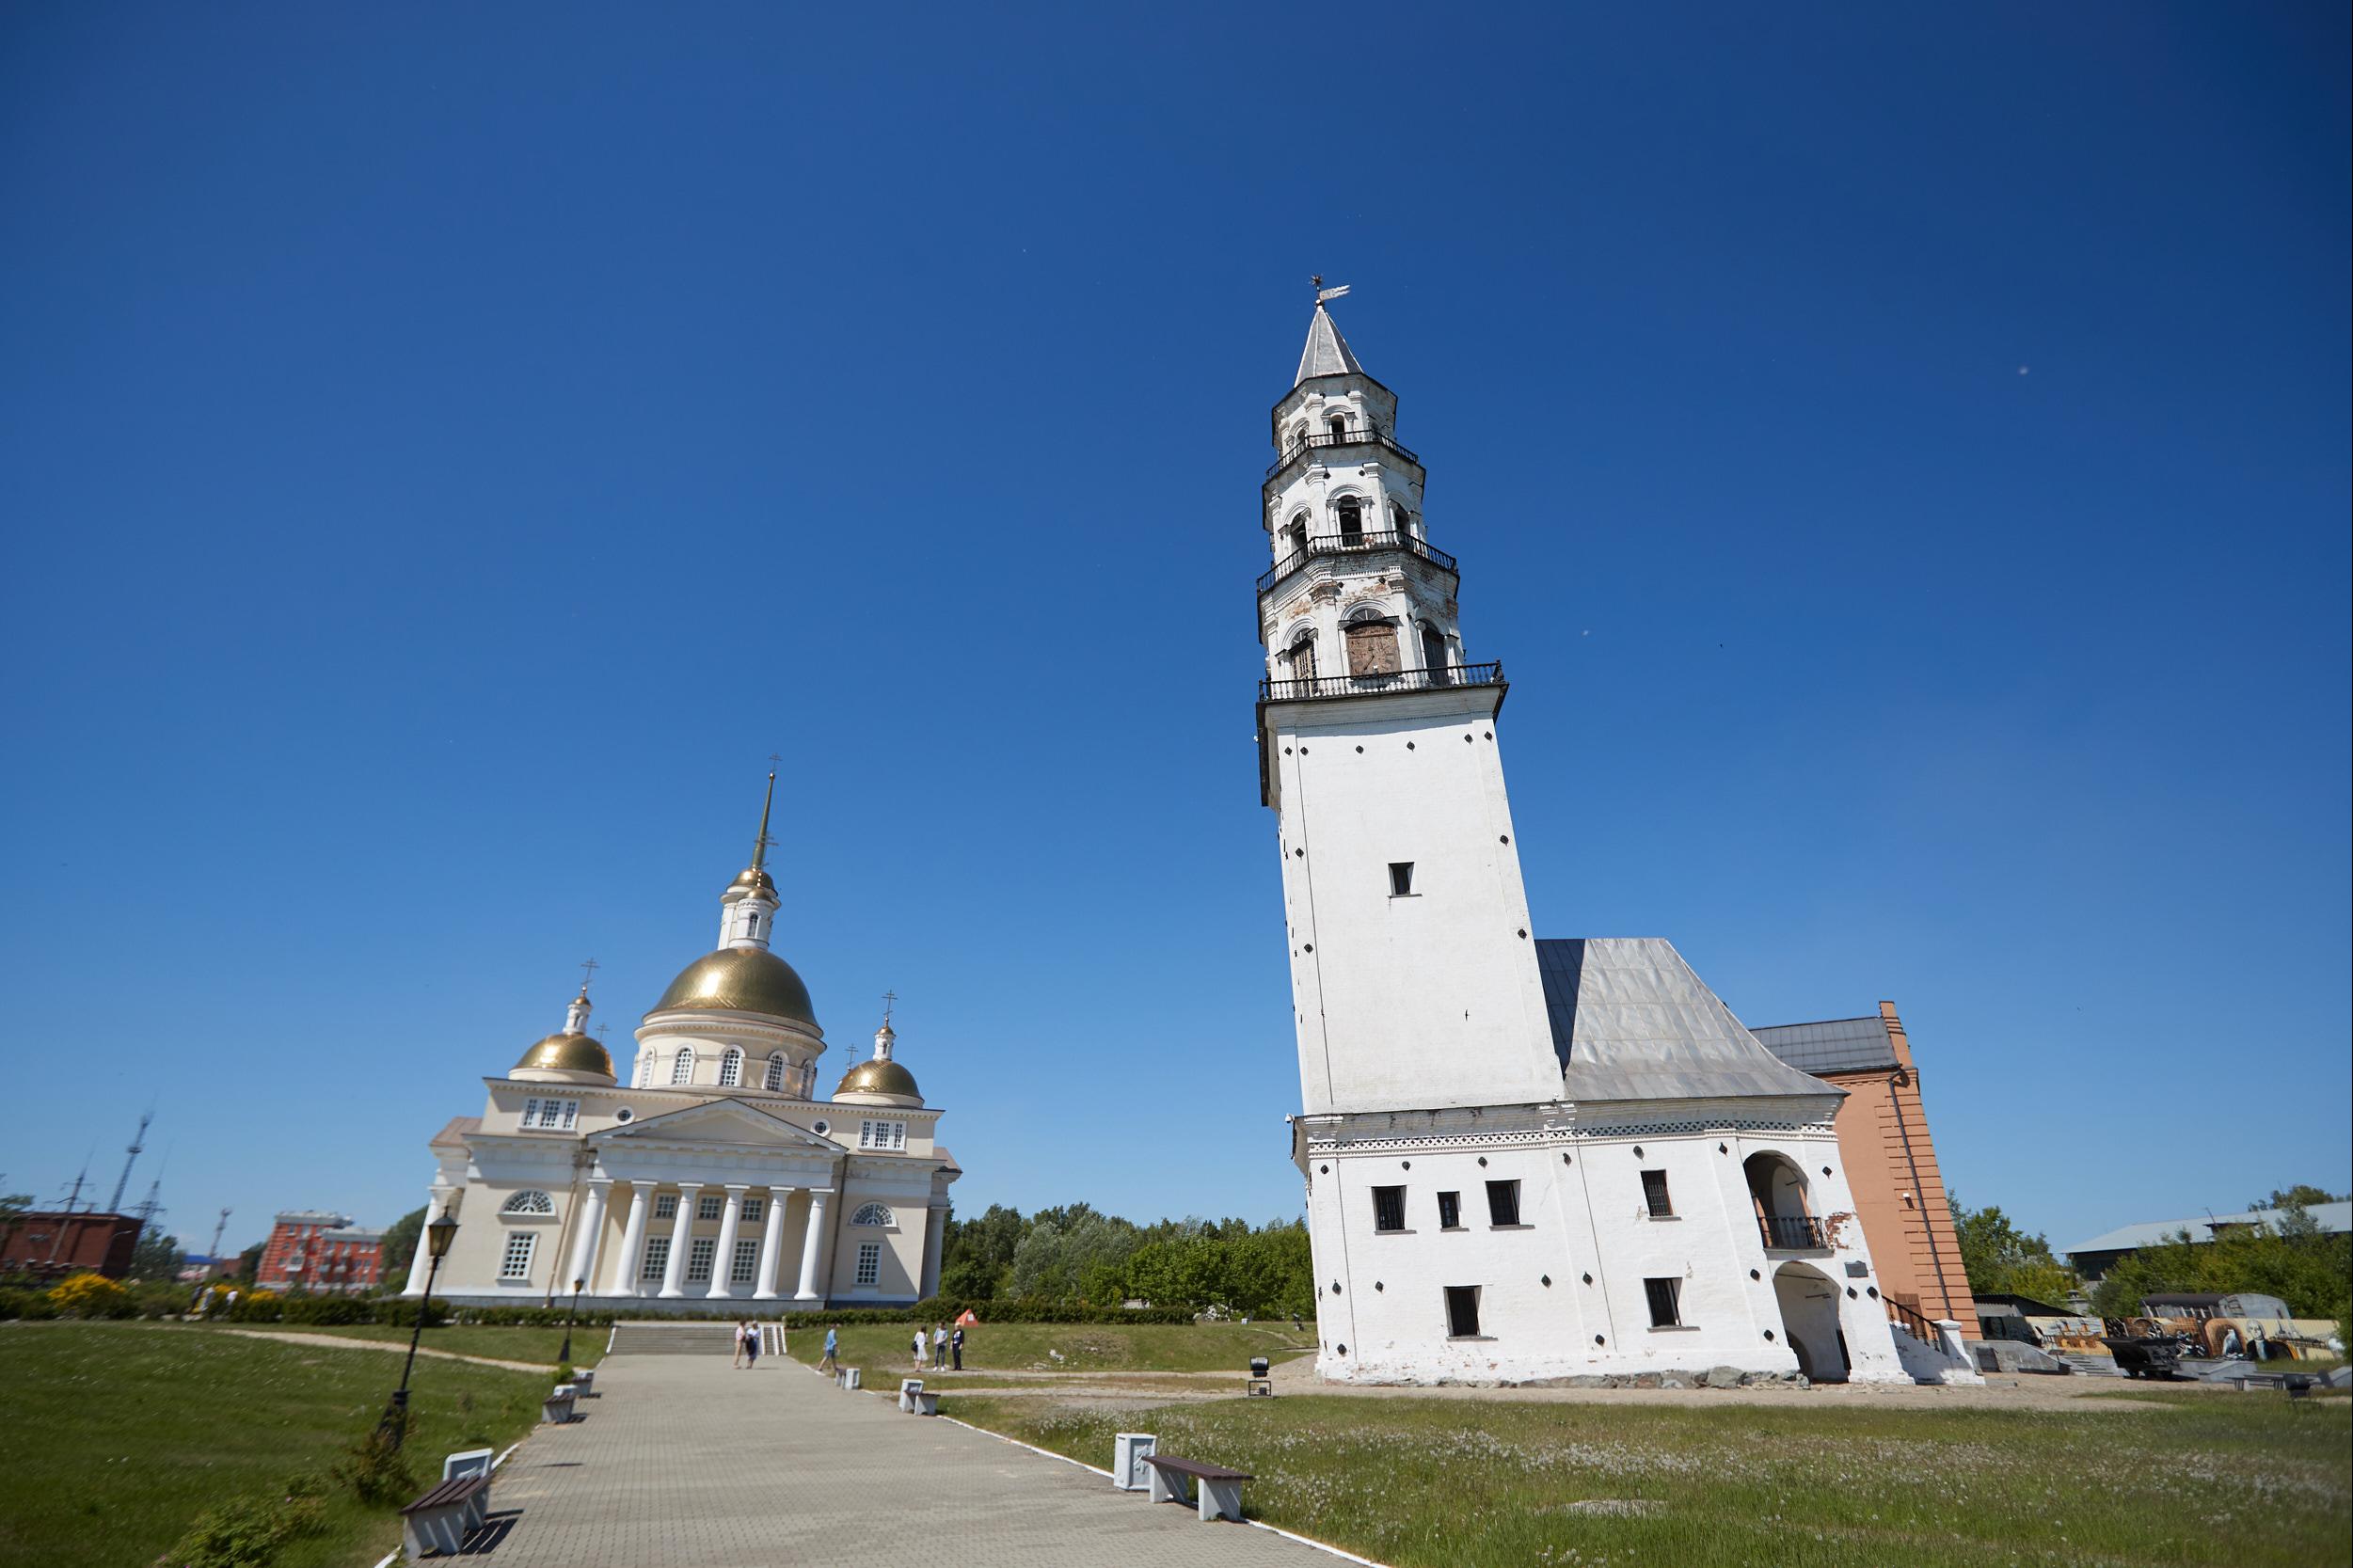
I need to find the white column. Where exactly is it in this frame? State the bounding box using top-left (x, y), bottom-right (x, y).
top-left (707, 1184), bottom-right (748, 1299)
top-left (564, 1179), bottom-right (612, 1297)
top-left (612, 1183), bottom-right (653, 1297)
top-left (920, 1204), bottom-right (949, 1300)
top-left (794, 1188), bottom-right (834, 1301)
top-left (659, 1182), bottom-right (700, 1299)
top-left (402, 1186), bottom-right (455, 1297)
top-left (753, 1186), bottom-right (792, 1300)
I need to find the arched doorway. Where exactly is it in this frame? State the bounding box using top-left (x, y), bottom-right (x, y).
top-left (1334, 496), bottom-right (1364, 540)
top-left (1773, 1262), bottom-right (1850, 1383)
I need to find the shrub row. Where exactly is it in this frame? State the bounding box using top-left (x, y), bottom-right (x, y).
top-left (0, 1282), bottom-right (1200, 1329)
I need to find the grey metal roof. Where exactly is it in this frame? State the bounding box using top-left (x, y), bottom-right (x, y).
top-left (1749, 1016), bottom-right (1899, 1075)
top-left (1535, 938), bottom-right (1843, 1104)
top-left (2063, 1201), bottom-right (2353, 1259)
top-left (1295, 305), bottom-right (1363, 385)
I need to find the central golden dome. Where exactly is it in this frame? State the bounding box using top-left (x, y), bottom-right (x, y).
top-left (648, 946), bottom-right (819, 1027)
top-left (835, 1057), bottom-right (920, 1102)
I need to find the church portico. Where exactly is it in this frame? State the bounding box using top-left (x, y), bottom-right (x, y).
top-left (407, 777), bottom-right (960, 1312)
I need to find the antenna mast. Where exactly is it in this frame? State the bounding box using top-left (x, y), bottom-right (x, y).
top-left (208, 1208), bottom-right (231, 1269)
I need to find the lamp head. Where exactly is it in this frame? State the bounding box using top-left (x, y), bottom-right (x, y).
top-left (425, 1214), bottom-right (459, 1259)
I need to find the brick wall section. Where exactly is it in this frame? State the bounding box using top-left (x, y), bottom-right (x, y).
top-left (0, 1212), bottom-right (143, 1279)
top-left (1816, 1004), bottom-right (1979, 1336)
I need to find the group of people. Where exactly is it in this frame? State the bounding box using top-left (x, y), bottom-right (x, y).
top-left (732, 1320), bottom-right (765, 1369)
top-left (800, 1322), bottom-right (967, 1375)
top-left (911, 1322), bottom-right (964, 1371)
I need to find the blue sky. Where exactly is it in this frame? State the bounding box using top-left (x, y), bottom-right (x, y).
top-left (3, 4), bottom-right (2345, 1259)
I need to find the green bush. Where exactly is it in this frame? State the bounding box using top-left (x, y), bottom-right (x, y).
top-left (0, 1286), bottom-right (58, 1321)
top-left (279, 1295), bottom-right (374, 1325)
top-left (330, 1416), bottom-right (420, 1508)
top-left (156, 1474), bottom-right (327, 1568)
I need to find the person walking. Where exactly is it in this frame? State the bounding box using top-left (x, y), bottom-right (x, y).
top-left (744, 1323), bottom-right (762, 1370)
top-left (950, 1324), bottom-right (964, 1371)
top-left (733, 1320), bottom-right (751, 1370)
top-left (912, 1325), bottom-right (927, 1370)
top-left (820, 1326), bottom-right (839, 1375)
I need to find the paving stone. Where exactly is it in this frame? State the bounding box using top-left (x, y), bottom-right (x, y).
top-left (486, 1354), bottom-right (1341, 1567)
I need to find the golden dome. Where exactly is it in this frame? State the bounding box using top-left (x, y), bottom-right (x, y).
top-left (513, 1031), bottom-right (615, 1078)
top-left (649, 946), bottom-right (818, 1026)
top-left (721, 866), bottom-right (777, 904)
top-left (835, 1057), bottom-right (921, 1103)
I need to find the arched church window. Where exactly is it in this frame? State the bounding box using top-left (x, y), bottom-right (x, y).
top-left (1328, 413), bottom-right (1347, 439)
top-left (1420, 622), bottom-right (1450, 684)
top-left (670, 1047), bottom-right (695, 1086)
top-left (1390, 502), bottom-right (1411, 539)
top-left (764, 1055), bottom-right (787, 1092)
top-left (501, 1190), bottom-right (555, 1216)
top-left (851, 1203), bottom-right (895, 1227)
top-left (1290, 422), bottom-right (1308, 453)
top-left (1285, 513), bottom-right (1309, 559)
top-left (1334, 497), bottom-right (1363, 540)
top-left (719, 1048), bottom-right (743, 1087)
top-left (1287, 632), bottom-right (1317, 684)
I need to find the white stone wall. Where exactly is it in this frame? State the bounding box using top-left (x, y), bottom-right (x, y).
top-left (1270, 690), bottom-right (1563, 1115)
top-left (1301, 1105), bottom-right (1911, 1384)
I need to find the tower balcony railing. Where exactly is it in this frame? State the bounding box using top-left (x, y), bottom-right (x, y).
top-left (1758, 1213), bottom-right (1830, 1252)
top-left (1265, 426), bottom-right (1422, 479)
top-left (1257, 530), bottom-right (1459, 594)
top-left (1260, 661), bottom-right (1504, 704)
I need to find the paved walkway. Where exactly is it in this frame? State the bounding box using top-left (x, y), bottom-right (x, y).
top-left (485, 1354), bottom-right (1347, 1567)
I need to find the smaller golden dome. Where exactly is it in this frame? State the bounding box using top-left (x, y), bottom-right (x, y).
top-left (513, 1031), bottom-right (615, 1079)
top-left (721, 866), bottom-right (777, 904)
top-left (835, 1057), bottom-right (921, 1103)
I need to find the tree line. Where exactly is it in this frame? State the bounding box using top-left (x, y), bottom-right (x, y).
top-left (1954, 1184), bottom-right (2351, 1329)
top-left (937, 1203), bottom-right (1313, 1320)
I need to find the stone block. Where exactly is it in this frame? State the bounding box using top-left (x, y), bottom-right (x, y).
top-left (1704, 1365), bottom-right (1745, 1388)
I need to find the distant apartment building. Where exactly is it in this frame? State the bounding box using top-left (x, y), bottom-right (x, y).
top-left (256, 1211), bottom-right (387, 1293)
top-left (0, 1210), bottom-right (144, 1281)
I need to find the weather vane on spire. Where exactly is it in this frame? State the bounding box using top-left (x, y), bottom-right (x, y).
top-left (1312, 276), bottom-right (1351, 305)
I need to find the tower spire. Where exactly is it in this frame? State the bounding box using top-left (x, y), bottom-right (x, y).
top-left (1295, 288), bottom-right (1364, 387)
top-left (751, 770), bottom-right (777, 873)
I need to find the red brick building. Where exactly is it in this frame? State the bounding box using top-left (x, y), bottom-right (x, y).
top-left (256, 1211), bottom-right (387, 1293)
top-left (0, 1210), bottom-right (144, 1281)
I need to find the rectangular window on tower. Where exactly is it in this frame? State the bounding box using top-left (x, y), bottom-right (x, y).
top-left (731, 1239), bottom-right (760, 1285)
top-left (854, 1243), bottom-right (882, 1287)
top-left (696, 1195), bottom-right (723, 1223)
top-left (1437, 1191), bottom-right (1462, 1230)
top-left (640, 1236), bottom-right (671, 1282)
top-left (1444, 1285), bottom-right (1482, 1338)
top-left (685, 1238), bottom-right (717, 1284)
top-left (499, 1233), bottom-right (536, 1280)
top-left (1372, 1186), bottom-right (1407, 1233)
top-left (1388, 862), bottom-right (1415, 896)
top-left (1646, 1276), bottom-right (1684, 1328)
top-left (1486, 1180), bottom-right (1522, 1227)
top-left (741, 1197), bottom-right (765, 1225)
top-left (654, 1195), bottom-right (678, 1221)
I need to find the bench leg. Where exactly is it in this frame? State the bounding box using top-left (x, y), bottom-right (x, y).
top-left (1199, 1477), bottom-right (1244, 1522)
top-left (1147, 1467), bottom-right (1185, 1507)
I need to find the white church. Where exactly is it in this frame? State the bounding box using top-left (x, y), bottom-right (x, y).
top-left (1257, 296), bottom-right (1973, 1386)
top-left (403, 782), bottom-right (958, 1311)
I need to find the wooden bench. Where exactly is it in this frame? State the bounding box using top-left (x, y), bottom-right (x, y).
top-left (401, 1474), bottom-right (490, 1560)
top-left (1142, 1454), bottom-right (1252, 1522)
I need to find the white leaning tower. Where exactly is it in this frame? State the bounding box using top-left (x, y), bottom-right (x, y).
top-left (1257, 294), bottom-right (1924, 1386)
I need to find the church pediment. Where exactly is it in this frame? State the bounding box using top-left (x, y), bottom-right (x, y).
top-left (590, 1099), bottom-right (841, 1155)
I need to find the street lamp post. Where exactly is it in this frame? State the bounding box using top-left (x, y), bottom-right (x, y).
top-left (559, 1276), bottom-right (584, 1365)
top-left (380, 1212), bottom-right (460, 1449)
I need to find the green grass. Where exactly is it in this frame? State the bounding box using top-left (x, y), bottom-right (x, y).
top-left (941, 1388), bottom-right (2353, 1568)
top-left (782, 1319), bottom-right (1314, 1375)
top-left (0, 1323), bottom-right (552, 1568)
top-left (198, 1321), bottom-right (602, 1367)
